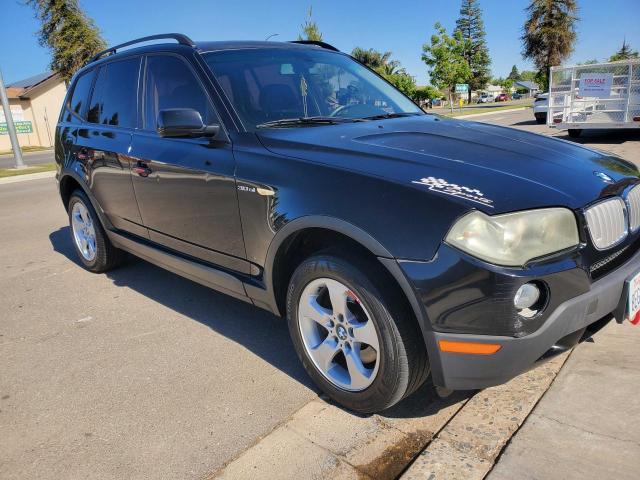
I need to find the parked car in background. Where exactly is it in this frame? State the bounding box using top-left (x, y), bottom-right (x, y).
top-left (533, 92), bottom-right (549, 124)
top-left (512, 92), bottom-right (523, 100)
top-left (56, 34), bottom-right (640, 414)
top-left (495, 93), bottom-right (509, 102)
top-left (476, 93), bottom-right (494, 103)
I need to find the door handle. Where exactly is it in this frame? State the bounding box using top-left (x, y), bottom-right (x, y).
top-left (132, 161), bottom-right (152, 177)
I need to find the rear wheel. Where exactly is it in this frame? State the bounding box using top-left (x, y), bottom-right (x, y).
top-left (286, 254), bottom-right (429, 413)
top-left (535, 114), bottom-right (546, 124)
top-left (68, 190), bottom-right (125, 273)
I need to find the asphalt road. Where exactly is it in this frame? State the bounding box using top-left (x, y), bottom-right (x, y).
top-left (475, 108), bottom-right (640, 165)
top-left (0, 150), bottom-right (54, 169)
top-left (0, 178), bottom-right (316, 479)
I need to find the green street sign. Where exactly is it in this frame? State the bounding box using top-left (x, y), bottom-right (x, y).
top-left (0, 121), bottom-right (33, 135)
top-left (455, 84), bottom-right (469, 93)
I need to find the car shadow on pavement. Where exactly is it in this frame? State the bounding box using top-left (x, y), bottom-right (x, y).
top-left (49, 226), bottom-right (473, 418)
top-left (378, 382), bottom-right (473, 420)
top-left (512, 120), bottom-right (539, 126)
top-left (49, 226), bottom-right (316, 390)
top-left (558, 129), bottom-right (640, 145)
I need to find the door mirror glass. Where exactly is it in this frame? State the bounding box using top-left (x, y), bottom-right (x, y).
top-left (157, 108), bottom-right (220, 138)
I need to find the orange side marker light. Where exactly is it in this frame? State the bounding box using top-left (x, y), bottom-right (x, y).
top-left (438, 340), bottom-right (502, 355)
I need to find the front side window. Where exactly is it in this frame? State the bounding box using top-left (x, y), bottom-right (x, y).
top-left (87, 57), bottom-right (140, 128)
top-left (204, 48), bottom-right (422, 130)
top-left (143, 55), bottom-right (217, 131)
top-left (65, 69), bottom-right (95, 122)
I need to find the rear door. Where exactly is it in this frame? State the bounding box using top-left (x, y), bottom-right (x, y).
top-left (129, 53), bottom-right (247, 273)
top-left (79, 56), bottom-right (147, 238)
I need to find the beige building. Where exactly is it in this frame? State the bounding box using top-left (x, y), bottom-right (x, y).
top-left (1, 72), bottom-right (67, 151)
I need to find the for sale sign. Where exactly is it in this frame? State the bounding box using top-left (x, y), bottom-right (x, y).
top-left (578, 72), bottom-right (613, 98)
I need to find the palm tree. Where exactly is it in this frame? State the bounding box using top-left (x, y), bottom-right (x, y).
top-left (351, 47), bottom-right (393, 70)
top-left (521, 0), bottom-right (578, 89)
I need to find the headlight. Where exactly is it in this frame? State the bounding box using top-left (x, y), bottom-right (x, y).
top-left (445, 208), bottom-right (579, 266)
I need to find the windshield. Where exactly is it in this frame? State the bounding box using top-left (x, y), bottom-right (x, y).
top-left (203, 48), bottom-right (422, 130)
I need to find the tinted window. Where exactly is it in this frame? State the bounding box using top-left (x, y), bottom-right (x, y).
top-left (204, 49), bottom-right (421, 131)
top-left (143, 55), bottom-right (217, 130)
top-left (66, 69), bottom-right (95, 121)
top-left (87, 57), bottom-right (140, 128)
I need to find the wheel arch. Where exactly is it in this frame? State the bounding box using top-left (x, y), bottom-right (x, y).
top-left (58, 171), bottom-right (114, 230)
top-left (260, 216), bottom-right (430, 340)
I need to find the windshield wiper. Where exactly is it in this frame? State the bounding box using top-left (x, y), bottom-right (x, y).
top-left (256, 116), bottom-right (361, 128)
top-left (358, 112), bottom-right (424, 121)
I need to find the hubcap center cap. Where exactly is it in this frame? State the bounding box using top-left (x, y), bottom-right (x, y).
top-left (336, 325), bottom-right (348, 341)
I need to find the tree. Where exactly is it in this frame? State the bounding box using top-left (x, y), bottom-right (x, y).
top-left (26, 0), bottom-right (106, 82)
top-left (422, 23), bottom-right (471, 112)
top-left (412, 85), bottom-right (442, 108)
top-left (298, 6), bottom-right (322, 42)
top-left (519, 70), bottom-right (538, 81)
top-left (507, 65), bottom-right (520, 81)
top-left (521, 0), bottom-right (578, 90)
top-left (351, 48), bottom-right (392, 70)
top-left (383, 72), bottom-right (417, 97)
top-left (455, 0), bottom-right (491, 101)
top-left (350, 47), bottom-right (415, 96)
top-left (610, 39), bottom-right (639, 62)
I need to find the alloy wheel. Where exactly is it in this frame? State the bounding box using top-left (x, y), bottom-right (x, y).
top-left (298, 278), bottom-right (380, 391)
top-left (71, 201), bottom-right (97, 262)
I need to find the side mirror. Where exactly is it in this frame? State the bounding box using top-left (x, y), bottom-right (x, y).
top-left (157, 108), bottom-right (220, 138)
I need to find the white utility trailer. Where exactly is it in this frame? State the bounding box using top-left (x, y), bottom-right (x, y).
top-left (548, 60), bottom-right (640, 137)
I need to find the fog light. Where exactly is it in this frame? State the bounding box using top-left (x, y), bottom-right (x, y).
top-left (514, 283), bottom-right (541, 310)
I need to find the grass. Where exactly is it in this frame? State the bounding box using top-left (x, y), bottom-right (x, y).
top-left (0, 146), bottom-right (53, 156)
top-left (0, 162), bottom-right (56, 178)
top-left (441, 103), bottom-right (533, 118)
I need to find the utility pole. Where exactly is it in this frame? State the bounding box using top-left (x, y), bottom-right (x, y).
top-left (0, 68), bottom-right (26, 169)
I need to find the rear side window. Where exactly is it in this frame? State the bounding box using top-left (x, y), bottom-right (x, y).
top-left (87, 57), bottom-right (140, 128)
top-left (65, 69), bottom-right (95, 122)
top-left (143, 55), bottom-right (217, 131)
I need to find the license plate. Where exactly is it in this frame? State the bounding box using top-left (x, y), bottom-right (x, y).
top-left (628, 271), bottom-right (640, 325)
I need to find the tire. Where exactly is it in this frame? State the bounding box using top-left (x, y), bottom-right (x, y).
top-left (568, 129), bottom-right (582, 138)
top-left (286, 254), bottom-right (429, 413)
top-left (535, 114), bottom-right (546, 124)
top-left (68, 189), bottom-right (125, 273)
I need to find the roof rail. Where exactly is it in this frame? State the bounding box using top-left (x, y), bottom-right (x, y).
top-left (89, 33), bottom-right (195, 63)
top-left (289, 40), bottom-right (340, 52)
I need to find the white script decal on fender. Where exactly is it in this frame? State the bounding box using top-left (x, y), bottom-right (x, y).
top-left (412, 177), bottom-right (494, 208)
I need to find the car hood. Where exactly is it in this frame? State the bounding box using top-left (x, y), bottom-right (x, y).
top-left (256, 115), bottom-right (639, 213)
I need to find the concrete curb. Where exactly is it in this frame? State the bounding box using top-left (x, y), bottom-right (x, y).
top-left (205, 353), bottom-right (569, 480)
top-left (0, 170), bottom-right (56, 185)
top-left (401, 353), bottom-right (570, 479)
top-left (0, 148), bottom-right (54, 158)
top-left (206, 386), bottom-right (469, 480)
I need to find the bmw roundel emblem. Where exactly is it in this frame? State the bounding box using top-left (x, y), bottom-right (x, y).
top-left (593, 171), bottom-right (614, 184)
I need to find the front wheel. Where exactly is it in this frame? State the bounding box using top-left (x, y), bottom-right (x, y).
top-left (286, 254), bottom-right (429, 413)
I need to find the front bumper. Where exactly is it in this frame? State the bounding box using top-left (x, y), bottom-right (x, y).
top-left (398, 246), bottom-right (640, 390)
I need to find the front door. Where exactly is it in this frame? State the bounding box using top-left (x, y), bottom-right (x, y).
top-left (130, 53), bottom-right (247, 274)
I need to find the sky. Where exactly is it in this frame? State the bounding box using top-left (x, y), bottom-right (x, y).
top-left (2, 0), bottom-right (639, 85)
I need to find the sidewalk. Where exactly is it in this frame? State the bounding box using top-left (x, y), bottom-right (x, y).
top-left (488, 320), bottom-right (640, 480)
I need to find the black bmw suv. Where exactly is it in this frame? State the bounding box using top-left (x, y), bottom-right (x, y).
top-left (56, 34), bottom-right (640, 413)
